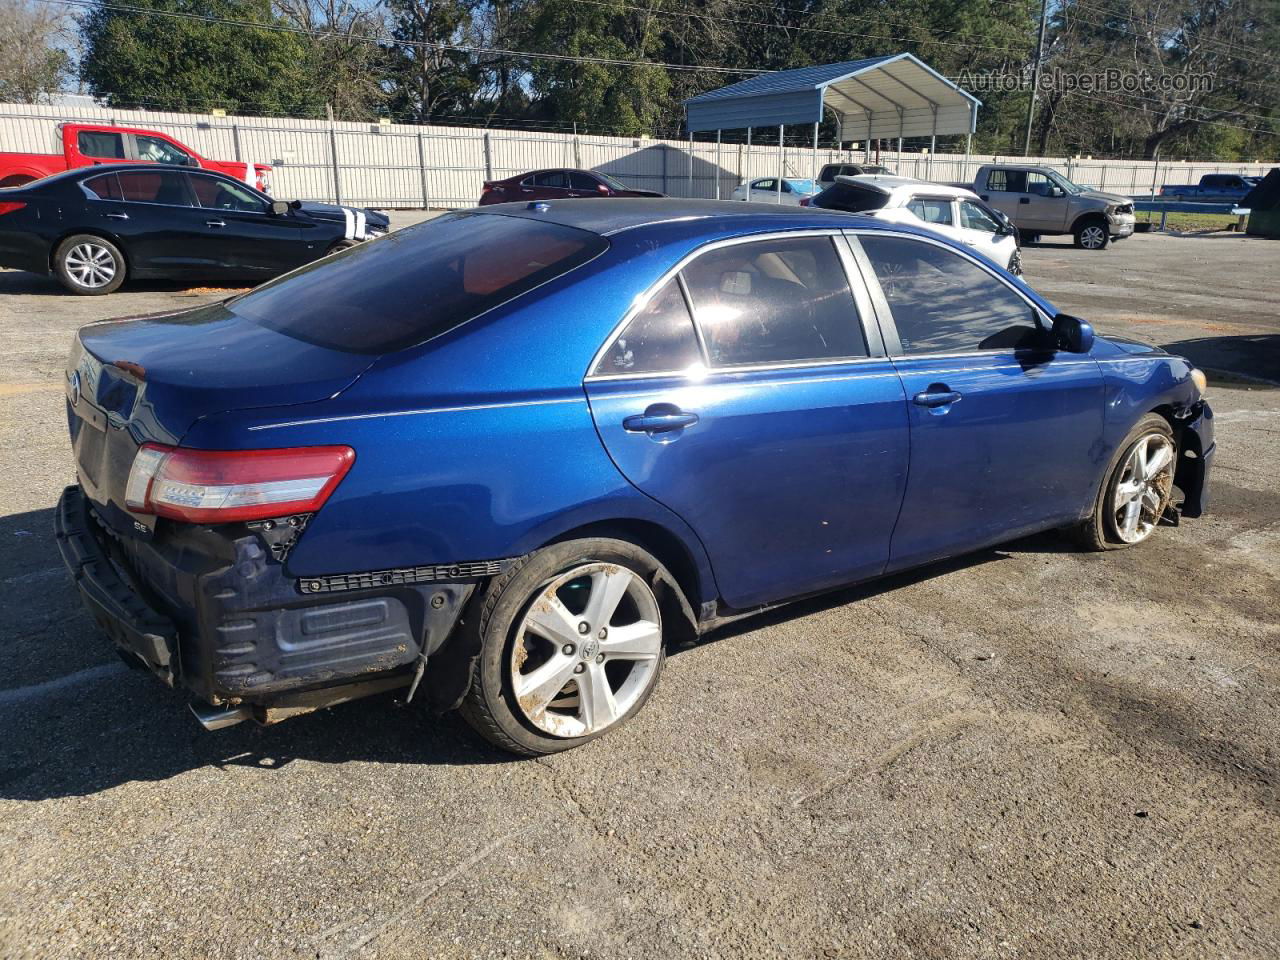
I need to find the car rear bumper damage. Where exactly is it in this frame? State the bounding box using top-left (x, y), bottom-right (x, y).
top-left (54, 484), bottom-right (484, 727)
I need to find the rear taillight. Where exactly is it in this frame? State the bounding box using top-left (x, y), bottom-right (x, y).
top-left (0, 202), bottom-right (26, 216)
top-left (799, 197), bottom-right (812, 207)
top-left (125, 443), bottom-right (355, 523)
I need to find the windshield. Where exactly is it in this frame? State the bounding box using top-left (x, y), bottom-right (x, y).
top-left (597, 172), bottom-right (632, 191)
top-left (230, 213), bottom-right (608, 354)
top-left (1049, 171), bottom-right (1086, 195)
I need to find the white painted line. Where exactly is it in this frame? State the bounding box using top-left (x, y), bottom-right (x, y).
top-left (0, 662), bottom-right (128, 706)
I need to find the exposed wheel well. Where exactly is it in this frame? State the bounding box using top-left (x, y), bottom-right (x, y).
top-left (0, 174), bottom-right (35, 189)
top-left (546, 519), bottom-right (702, 613)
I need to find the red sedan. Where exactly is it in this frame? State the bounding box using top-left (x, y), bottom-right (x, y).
top-left (479, 168), bottom-right (665, 205)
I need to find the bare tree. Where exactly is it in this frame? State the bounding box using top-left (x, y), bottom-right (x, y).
top-left (0, 0), bottom-right (73, 103)
top-left (274, 0), bottom-right (392, 119)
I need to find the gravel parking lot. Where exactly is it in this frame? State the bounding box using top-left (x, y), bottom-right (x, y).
top-left (1, 221), bottom-right (1276, 960)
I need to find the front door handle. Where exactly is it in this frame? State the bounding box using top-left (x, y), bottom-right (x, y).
top-left (206, 219), bottom-right (226, 228)
top-left (104, 211), bottom-right (128, 220)
top-left (913, 390), bottom-right (962, 408)
top-left (623, 411), bottom-right (699, 433)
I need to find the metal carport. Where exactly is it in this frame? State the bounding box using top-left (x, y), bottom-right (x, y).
top-left (683, 53), bottom-right (981, 200)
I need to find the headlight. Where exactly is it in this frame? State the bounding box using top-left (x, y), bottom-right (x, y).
top-left (1189, 368), bottom-right (1208, 396)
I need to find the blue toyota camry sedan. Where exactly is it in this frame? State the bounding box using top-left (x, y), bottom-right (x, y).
top-left (56, 199), bottom-right (1214, 755)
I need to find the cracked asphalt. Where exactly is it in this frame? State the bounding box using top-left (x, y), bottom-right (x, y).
top-left (0, 223), bottom-right (1276, 959)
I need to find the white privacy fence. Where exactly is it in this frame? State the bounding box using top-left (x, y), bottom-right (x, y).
top-left (1, 102), bottom-right (1274, 207)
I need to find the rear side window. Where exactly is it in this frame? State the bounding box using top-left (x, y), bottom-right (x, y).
top-left (592, 279), bottom-right (701, 376)
top-left (82, 173), bottom-right (122, 200)
top-left (116, 170), bottom-right (192, 205)
top-left (860, 235), bottom-right (1038, 355)
top-left (811, 183), bottom-right (887, 213)
top-left (905, 198), bottom-right (953, 225)
top-left (534, 171), bottom-right (569, 189)
top-left (231, 213), bottom-right (608, 354)
top-left (78, 130), bottom-right (124, 159)
top-left (987, 169), bottom-right (1028, 192)
top-left (681, 236), bottom-right (866, 367)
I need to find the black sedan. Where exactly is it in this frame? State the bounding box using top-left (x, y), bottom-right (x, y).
top-left (0, 164), bottom-right (389, 294)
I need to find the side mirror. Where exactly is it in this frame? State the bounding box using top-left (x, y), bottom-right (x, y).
top-left (597, 183), bottom-right (610, 195)
top-left (270, 200), bottom-right (291, 216)
top-left (1052, 313), bottom-right (1094, 354)
top-left (186, 157), bottom-right (199, 167)
top-left (290, 199), bottom-right (302, 210)
top-left (1050, 186), bottom-right (1066, 198)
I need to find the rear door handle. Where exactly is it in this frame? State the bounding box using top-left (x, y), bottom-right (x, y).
top-left (913, 390), bottom-right (962, 408)
top-left (623, 412), bottom-right (699, 433)
top-left (104, 211), bottom-right (128, 220)
top-left (206, 219), bottom-right (226, 228)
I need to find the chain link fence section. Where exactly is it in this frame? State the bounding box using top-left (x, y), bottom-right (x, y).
top-left (1, 103), bottom-right (1272, 208)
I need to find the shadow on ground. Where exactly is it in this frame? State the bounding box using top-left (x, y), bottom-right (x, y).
top-left (1162, 334), bottom-right (1280, 385)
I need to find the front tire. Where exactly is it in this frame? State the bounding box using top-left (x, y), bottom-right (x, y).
top-left (54, 234), bottom-right (126, 295)
top-left (1072, 413), bottom-right (1176, 550)
top-left (459, 538), bottom-right (669, 755)
top-left (1074, 218), bottom-right (1110, 250)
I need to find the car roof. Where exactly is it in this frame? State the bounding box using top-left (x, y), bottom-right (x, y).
top-left (834, 174), bottom-right (977, 200)
top-left (472, 197), bottom-right (861, 236)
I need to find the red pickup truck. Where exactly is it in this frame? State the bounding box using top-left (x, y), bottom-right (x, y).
top-left (0, 123), bottom-right (271, 192)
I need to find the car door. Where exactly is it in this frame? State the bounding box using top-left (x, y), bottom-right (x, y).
top-left (977, 168), bottom-right (1022, 222)
top-left (584, 232), bottom-right (909, 609)
top-left (955, 198), bottom-right (1011, 263)
top-left (851, 231), bottom-right (1104, 571)
top-left (187, 172), bottom-right (305, 275)
top-left (1023, 171), bottom-right (1069, 232)
top-left (85, 169), bottom-right (209, 272)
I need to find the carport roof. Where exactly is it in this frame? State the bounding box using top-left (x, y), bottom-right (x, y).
top-left (684, 53), bottom-right (980, 141)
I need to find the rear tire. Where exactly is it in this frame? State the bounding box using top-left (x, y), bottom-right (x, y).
top-left (1070, 413), bottom-right (1175, 550)
top-left (1074, 218), bottom-right (1110, 250)
top-left (459, 538), bottom-right (669, 756)
top-left (324, 239), bottom-right (357, 257)
top-left (54, 234), bottom-right (126, 295)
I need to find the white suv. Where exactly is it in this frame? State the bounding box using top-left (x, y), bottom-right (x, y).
top-left (806, 175), bottom-right (1023, 275)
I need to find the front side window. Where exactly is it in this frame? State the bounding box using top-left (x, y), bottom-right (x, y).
top-left (570, 172), bottom-right (599, 191)
top-left (860, 235), bottom-right (1040, 355)
top-left (77, 130), bottom-right (124, 159)
top-left (905, 197), bottom-right (953, 225)
top-left (681, 236), bottom-right (866, 367)
top-left (592, 279), bottom-right (701, 376)
top-left (190, 175), bottom-right (266, 212)
top-left (959, 200), bottom-right (1000, 233)
top-left (231, 213), bottom-right (608, 354)
top-left (116, 170), bottom-right (192, 206)
top-left (135, 135), bottom-right (191, 165)
top-left (1026, 172), bottom-right (1055, 197)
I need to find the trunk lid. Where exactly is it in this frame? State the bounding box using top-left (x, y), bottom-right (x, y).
top-left (67, 301), bottom-right (376, 537)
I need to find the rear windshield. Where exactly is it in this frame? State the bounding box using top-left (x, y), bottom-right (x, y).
top-left (810, 183), bottom-right (889, 213)
top-left (230, 212), bottom-right (608, 354)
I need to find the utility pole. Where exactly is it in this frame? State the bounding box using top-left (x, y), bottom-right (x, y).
top-left (1023, 0), bottom-right (1050, 156)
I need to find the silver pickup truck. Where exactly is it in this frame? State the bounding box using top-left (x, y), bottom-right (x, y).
top-left (971, 164), bottom-right (1135, 250)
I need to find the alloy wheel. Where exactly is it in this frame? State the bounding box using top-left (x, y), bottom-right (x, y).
top-left (1112, 433), bottom-right (1175, 543)
top-left (1080, 225), bottom-right (1107, 249)
top-left (64, 242), bottom-right (117, 288)
top-left (510, 562), bottom-right (662, 738)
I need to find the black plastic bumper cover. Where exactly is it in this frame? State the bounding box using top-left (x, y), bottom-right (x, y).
top-left (55, 485), bottom-right (477, 707)
top-left (55, 484), bottom-right (180, 685)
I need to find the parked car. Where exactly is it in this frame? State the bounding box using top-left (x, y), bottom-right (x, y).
top-left (805, 175), bottom-right (1023, 275)
top-left (730, 177), bottom-right (821, 204)
top-left (1159, 173), bottom-right (1260, 203)
top-left (0, 122), bottom-right (272, 193)
top-left (971, 164), bottom-right (1135, 249)
top-left (479, 168), bottom-right (664, 204)
top-left (0, 164), bottom-right (387, 295)
top-left (817, 162), bottom-right (892, 186)
top-left (56, 198), bottom-right (1213, 755)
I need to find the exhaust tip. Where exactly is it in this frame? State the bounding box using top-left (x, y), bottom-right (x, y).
top-left (189, 702), bottom-right (251, 731)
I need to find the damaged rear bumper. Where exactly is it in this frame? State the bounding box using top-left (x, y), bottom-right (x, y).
top-left (54, 484), bottom-right (479, 723)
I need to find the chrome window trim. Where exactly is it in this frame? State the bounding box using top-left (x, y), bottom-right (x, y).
top-left (845, 227), bottom-right (1054, 361)
top-left (584, 229), bottom-right (882, 383)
